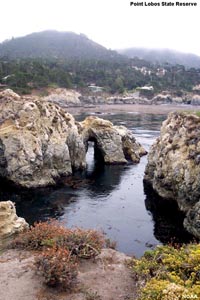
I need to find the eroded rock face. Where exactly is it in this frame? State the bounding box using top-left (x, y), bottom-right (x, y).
top-left (0, 201), bottom-right (28, 238)
top-left (0, 89), bottom-right (86, 188)
top-left (0, 90), bottom-right (146, 188)
top-left (81, 116), bottom-right (147, 164)
top-left (144, 112), bottom-right (200, 238)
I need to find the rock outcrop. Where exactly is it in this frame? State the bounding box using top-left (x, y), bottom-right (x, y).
top-left (0, 89), bottom-right (86, 188)
top-left (144, 112), bottom-right (200, 238)
top-left (81, 116), bottom-right (147, 164)
top-left (0, 201), bottom-right (28, 239)
top-left (0, 89), bottom-right (21, 102)
top-left (0, 90), bottom-right (146, 188)
top-left (44, 88), bottom-right (81, 107)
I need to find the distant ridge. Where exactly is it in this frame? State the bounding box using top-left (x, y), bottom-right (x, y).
top-left (1, 31), bottom-right (199, 69)
top-left (118, 47), bottom-right (200, 69)
top-left (0, 30), bottom-right (123, 61)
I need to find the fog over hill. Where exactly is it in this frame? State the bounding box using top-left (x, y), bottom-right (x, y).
top-left (0, 30), bottom-right (124, 61)
top-left (1, 30), bottom-right (200, 69)
top-left (118, 47), bottom-right (200, 69)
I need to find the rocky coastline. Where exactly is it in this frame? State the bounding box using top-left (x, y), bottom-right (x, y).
top-left (1, 88), bottom-right (200, 239)
top-left (0, 89), bottom-right (146, 188)
top-left (1, 89), bottom-right (200, 299)
top-left (35, 87), bottom-right (200, 108)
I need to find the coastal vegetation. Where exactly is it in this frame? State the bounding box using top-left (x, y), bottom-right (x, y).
top-left (1, 57), bottom-right (199, 95)
top-left (12, 220), bottom-right (105, 289)
top-left (11, 220), bottom-right (200, 298)
top-left (128, 243), bottom-right (200, 300)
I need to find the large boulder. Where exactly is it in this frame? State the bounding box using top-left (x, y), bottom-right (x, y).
top-left (144, 112), bottom-right (200, 238)
top-left (81, 116), bottom-right (147, 164)
top-left (0, 89), bottom-right (86, 188)
top-left (0, 201), bottom-right (28, 239)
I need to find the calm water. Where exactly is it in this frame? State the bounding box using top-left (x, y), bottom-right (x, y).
top-left (0, 112), bottom-right (193, 257)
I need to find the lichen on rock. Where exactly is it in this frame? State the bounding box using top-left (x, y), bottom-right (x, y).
top-left (144, 111), bottom-right (200, 238)
top-left (0, 89), bottom-right (86, 188)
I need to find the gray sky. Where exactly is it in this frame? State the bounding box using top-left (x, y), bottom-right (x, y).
top-left (1, 0), bottom-right (200, 55)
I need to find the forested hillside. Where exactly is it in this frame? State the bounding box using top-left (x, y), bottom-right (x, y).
top-left (0, 31), bottom-right (200, 94)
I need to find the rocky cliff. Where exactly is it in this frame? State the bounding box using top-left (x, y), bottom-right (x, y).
top-left (0, 89), bottom-right (86, 188)
top-left (0, 201), bottom-right (28, 239)
top-left (0, 89), bottom-right (146, 188)
top-left (144, 112), bottom-right (200, 238)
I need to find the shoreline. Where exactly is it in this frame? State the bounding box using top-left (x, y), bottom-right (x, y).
top-left (67, 103), bottom-right (200, 115)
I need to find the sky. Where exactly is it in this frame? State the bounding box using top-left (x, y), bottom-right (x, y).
top-left (0, 0), bottom-right (200, 55)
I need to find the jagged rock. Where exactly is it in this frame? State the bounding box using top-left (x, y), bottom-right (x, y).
top-left (0, 201), bottom-right (28, 238)
top-left (81, 116), bottom-right (147, 164)
top-left (0, 90), bottom-right (86, 188)
top-left (144, 112), bottom-right (200, 238)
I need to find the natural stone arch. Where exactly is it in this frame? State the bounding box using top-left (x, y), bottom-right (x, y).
top-left (81, 116), bottom-right (147, 165)
top-left (85, 135), bottom-right (105, 163)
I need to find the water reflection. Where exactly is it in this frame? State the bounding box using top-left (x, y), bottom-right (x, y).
top-left (2, 112), bottom-right (187, 256)
top-left (0, 182), bottom-right (76, 224)
top-left (143, 181), bottom-right (194, 244)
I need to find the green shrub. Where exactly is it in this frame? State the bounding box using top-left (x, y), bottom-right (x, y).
top-left (128, 244), bottom-right (200, 300)
top-left (35, 247), bottom-right (78, 290)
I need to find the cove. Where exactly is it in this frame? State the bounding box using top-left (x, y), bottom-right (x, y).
top-left (0, 112), bottom-right (194, 257)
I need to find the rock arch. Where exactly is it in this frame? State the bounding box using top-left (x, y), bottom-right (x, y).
top-left (81, 116), bottom-right (147, 164)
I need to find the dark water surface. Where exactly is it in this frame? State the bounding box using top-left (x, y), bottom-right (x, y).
top-left (0, 112), bottom-right (193, 257)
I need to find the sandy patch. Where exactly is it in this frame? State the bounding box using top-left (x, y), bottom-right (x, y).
top-left (0, 249), bottom-right (137, 300)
